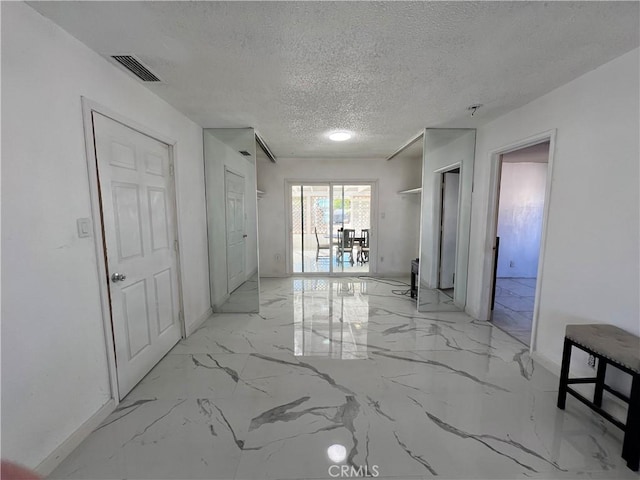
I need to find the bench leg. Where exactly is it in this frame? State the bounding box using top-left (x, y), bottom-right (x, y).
top-left (593, 358), bottom-right (607, 407)
top-left (622, 374), bottom-right (639, 471)
top-left (557, 337), bottom-right (572, 410)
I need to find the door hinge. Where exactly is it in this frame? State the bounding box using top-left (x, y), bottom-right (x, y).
top-left (169, 162), bottom-right (175, 176)
top-left (174, 240), bottom-right (179, 251)
top-left (179, 310), bottom-right (184, 323)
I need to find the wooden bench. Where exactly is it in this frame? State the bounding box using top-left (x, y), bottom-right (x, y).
top-left (557, 324), bottom-right (640, 471)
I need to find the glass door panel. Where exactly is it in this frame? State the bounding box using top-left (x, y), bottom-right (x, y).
top-left (291, 185), bottom-right (330, 273)
top-left (333, 184), bottom-right (371, 274)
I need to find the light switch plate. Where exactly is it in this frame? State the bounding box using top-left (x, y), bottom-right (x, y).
top-left (77, 218), bottom-right (92, 238)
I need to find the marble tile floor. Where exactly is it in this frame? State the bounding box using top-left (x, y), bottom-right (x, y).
top-left (438, 288), bottom-right (454, 300)
top-left (50, 277), bottom-right (636, 480)
top-left (293, 250), bottom-right (370, 275)
top-left (492, 278), bottom-right (537, 346)
top-left (218, 273), bottom-right (260, 313)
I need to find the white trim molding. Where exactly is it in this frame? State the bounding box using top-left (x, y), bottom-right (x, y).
top-left (80, 97), bottom-right (186, 401)
top-left (35, 399), bottom-right (116, 476)
top-left (482, 129), bottom-right (557, 356)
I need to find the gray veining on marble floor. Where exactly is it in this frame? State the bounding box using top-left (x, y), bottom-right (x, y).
top-left (50, 277), bottom-right (636, 480)
top-left (492, 277), bottom-right (536, 346)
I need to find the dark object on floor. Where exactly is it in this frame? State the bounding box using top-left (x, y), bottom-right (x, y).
top-left (557, 324), bottom-right (640, 471)
top-left (410, 259), bottom-right (419, 299)
top-left (491, 236), bottom-right (500, 310)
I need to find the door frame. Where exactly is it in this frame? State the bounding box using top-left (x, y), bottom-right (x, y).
top-left (81, 97), bottom-right (186, 403)
top-left (223, 165), bottom-right (246, 293)
top-left (435, 164), bottom-right (462, 292)
top-left (285, 179), bottom-right (378, 276)
top-left (483, 129), bottom-right (556, 353)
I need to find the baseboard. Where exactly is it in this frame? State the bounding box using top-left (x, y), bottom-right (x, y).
top-left (530, 351), bottom-right (561, 377)
top-left (185, 307), bottom-right (213, 337)
top-left (35, 398), bottom-right (116, 476)
top-left (465, 304), bottom-right (487, 321)
top-left (212, 293), bottom-right (230, 312)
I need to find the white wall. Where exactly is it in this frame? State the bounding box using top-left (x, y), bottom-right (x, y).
top-left (496, 162), bottom-right (547, 278)
top-left (257, 157), bottom-right (422, 277)
top-left (204, 130), bottom-right (258, 308)
top-left (1, 3), bottom-right (210, 470)
top-left (467, 49), bottom-right (639, 373)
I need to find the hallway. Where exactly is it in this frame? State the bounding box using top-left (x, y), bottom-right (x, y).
top-left (51, 278), bottom-right (633, 479)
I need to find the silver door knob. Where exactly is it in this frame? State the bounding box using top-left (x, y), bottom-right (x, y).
top-left (111, 272), bottom-right (127, 282)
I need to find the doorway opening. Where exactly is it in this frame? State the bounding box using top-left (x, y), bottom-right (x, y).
top-left (289, 183), bottom-right (373, 275)
top-left (490, 141), bottom-right (550, 346)
top-left (437, 167), bottom-right (460, 299)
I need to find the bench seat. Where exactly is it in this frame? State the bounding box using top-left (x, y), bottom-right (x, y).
top-left (566, 324), bottom-right (640, 373)
top-left (558, 323), bottom-right (639, 471)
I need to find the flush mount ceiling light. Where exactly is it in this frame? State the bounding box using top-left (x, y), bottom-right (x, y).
top-left (328, 131), bottom-right (352, 142)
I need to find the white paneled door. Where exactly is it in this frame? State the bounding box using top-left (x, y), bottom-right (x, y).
top-left (225, 169), bottom-right (246, 293)
top-left (93, 113), bottom-right (181, 399)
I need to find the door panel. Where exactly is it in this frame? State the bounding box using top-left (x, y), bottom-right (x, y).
top-left (145, 152), bottom-right (164, 176)
top-left (122, 279), bottom-right (151, 359)
top-left (93, 112), bottom-right (181, 399)
top-left (113, 183), bottom-right (143, 260)
top-left (148, 188), bottom-right (169, 251)
top-left (154, 268), bottom-right (175, 334)
top-left (110, 141), bottom-right (136, 170)
top-left (225, 170), bottom-right (246, 292)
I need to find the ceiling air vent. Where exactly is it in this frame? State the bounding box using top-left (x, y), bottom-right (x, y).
top-left (239, 151), bottom-right (251, 156)
top-left (111, 55), bottom-right (160, 82)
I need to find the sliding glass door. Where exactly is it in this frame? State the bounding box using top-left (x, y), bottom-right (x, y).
top-left (291, 185), bottom-right (331, 273)
top-left (291, 183), bottom-right (372, 274)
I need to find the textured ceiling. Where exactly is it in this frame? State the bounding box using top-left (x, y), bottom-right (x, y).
top-left (29, 1), bottom-right (639, 159)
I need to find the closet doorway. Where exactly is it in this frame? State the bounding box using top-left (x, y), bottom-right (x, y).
top-left (437, 167), bottom-right (461, 299)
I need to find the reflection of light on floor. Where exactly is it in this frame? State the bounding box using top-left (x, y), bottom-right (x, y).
top-left (327, 444), bottom-right (347, 463)
top-left (293, 279), bottom-right (370, 359)
top-left (292, 250), bottom-right (370, 274)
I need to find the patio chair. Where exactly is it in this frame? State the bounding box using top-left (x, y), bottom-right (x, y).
top-left (336, 229), bottom-right (356, 265)
top-left (315, 227), bottom-right (331, 260)
top-left (359, 229), bottom-right (370, 265)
